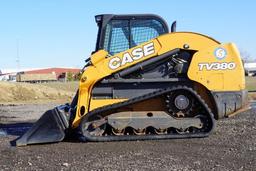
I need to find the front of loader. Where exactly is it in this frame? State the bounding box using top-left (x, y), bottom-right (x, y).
top-left (15, 14), bottom-right (248, 146)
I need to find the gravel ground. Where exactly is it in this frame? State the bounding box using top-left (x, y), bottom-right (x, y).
top-left (0, 103), bottom-right (255, 171)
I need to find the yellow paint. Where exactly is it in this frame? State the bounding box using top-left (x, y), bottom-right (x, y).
top-left (89, 99), bottom-right (127, 111)
top-left (156, 32), bottom-right (220, 54)
top-left (91, 50), bottom-right (108, 65)
top-left (187, 43), bottom-right (245, 91)
top-left (71, 32), bottom-right (245, 128)
top-left (72, 40), bottom-right (161, 128)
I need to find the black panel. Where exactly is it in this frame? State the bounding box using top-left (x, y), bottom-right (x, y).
top-left (92, 80), bottom-right (191, 99)
top-left (116, 49), bottom-right (179, 78)
top-left (92, 49), bottom-right (194, 99)
top-left (211, 90), bottom-right (248, 119)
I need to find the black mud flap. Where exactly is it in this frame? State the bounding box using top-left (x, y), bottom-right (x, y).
top-left (15, 107), bottom-right (69, 146)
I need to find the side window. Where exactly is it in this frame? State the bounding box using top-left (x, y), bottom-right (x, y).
top-left (131, 19), bottom-right (166, 47)
top-left (103, 20), bottom-right (129, 55)
top-left (103, 19), bottom-right (166, 55)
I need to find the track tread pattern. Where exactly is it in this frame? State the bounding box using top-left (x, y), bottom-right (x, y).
top-left (78, 86), bottom-right (215, 142)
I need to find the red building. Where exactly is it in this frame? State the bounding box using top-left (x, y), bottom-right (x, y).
top-left (24, 67), bottom-right (80, 80)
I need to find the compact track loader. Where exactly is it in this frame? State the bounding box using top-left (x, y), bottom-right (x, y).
top-left (15, 14), bottom-right (248, 146)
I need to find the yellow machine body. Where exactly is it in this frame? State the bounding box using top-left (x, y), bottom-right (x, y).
top-left (72, 32), bottom-right (246, 128)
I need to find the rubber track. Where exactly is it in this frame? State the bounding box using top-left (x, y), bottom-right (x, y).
top-left (78, 86), bottom-right (215, 142)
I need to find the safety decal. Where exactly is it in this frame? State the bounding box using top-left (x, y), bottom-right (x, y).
top-left (108, 42), bottom-right (155, 70)
top-left (198, 62), bottom-right (236, 71)
top-left (214, 47), bottom-right (227, 60)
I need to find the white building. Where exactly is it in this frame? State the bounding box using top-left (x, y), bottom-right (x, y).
top-left (0, 69), bottom-right (20, 81)
top-left (244, 62), bottom-right (256, 76)
top-left (0, 74), bottom-right (11, 81)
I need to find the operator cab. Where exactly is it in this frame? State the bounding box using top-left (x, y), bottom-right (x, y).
top-left (94, 14), bottom-right (170, 55)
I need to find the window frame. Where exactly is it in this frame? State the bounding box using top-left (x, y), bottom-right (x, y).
top-left (95, 14), bottom-right (169, 53)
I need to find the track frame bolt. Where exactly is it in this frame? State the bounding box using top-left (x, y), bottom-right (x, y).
top-left (81, 76), bottom-right (87, 82)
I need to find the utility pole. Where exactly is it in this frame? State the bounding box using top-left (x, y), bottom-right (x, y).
top-left (16, 39), bottom-right (20, 72)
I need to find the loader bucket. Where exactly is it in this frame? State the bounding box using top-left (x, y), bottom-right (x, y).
top-left (15, 107), bottom-right (69, 146)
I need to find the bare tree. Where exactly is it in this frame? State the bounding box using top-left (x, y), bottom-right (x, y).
top-left (239, 49), bottom-right (254, 62)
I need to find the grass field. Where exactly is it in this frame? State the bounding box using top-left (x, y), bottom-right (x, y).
top-left (41, 81), bottom-right (78, 92)
top-left (0, 78), bottom-right (255, 104)
top-left (246, 76), bottom-right (256, 100)
top-left (245, 76), bottom-right (256, 91)
top-left (42, 78), bottom-right (255, 91)
top-left (0, 81), bottom-right (78, 104)
top-left (28, 77), bottom-right (256, 101)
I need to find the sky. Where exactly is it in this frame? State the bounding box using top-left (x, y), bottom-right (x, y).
top-left (0, 0), bottom-right (255, 70)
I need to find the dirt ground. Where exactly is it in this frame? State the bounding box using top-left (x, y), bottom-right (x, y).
top-left (0, 82), bottom-right (77, 104)
top-left (0, 102), bottom-right (255, 171)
